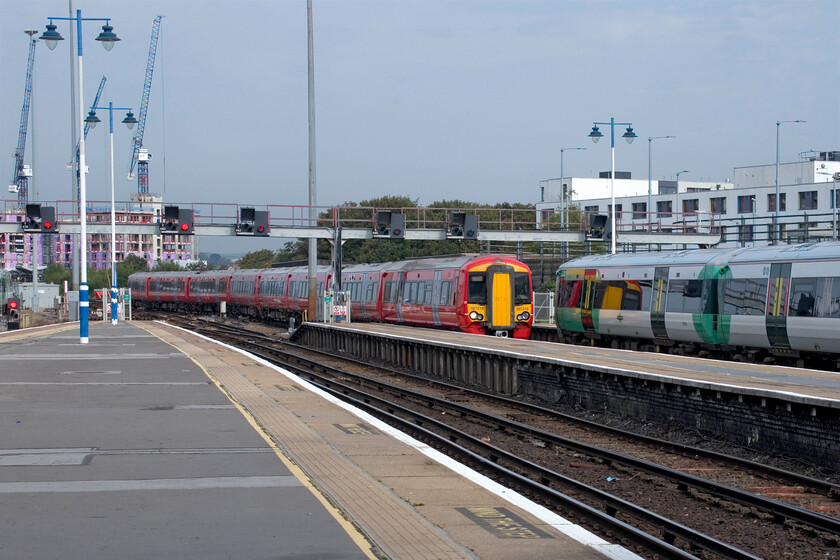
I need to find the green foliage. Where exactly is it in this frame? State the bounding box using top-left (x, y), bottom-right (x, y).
top-left (86, 268), bottom-right (111, 290)
top-left (153, 261), bottom-right (186, 272)
top-left (238, 249), bottom-right (275, 269)
top-left (537, 278), bottom-right (556, 292)
top-left (44, 264), bottom-right (71, 291)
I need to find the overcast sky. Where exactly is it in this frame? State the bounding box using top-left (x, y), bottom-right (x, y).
top-left (2, 0), bottom-right (838, 252)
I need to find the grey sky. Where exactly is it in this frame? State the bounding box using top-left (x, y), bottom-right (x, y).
top-left (2, 0), bottom-right (839, 253)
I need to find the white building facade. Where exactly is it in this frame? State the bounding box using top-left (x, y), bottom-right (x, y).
top-left (537, 152), bottom-right (840, 248)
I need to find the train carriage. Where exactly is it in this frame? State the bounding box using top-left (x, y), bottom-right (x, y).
top-left (129, 254), bottom-right (533, 338)
top-left (555, 242), bottom-right (840, 365)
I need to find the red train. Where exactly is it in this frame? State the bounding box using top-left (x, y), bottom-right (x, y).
top-left (128, 254), bottom-right (534, 338)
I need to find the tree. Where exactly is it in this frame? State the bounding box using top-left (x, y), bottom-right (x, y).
top-left (44, 264), bottom-right (71, 291)
top-left (153, 261), bottom-right (185, 272)
top-left (238, 249), bottom-right (275, 269)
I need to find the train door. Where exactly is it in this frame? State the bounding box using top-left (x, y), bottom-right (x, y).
top-left (431, 270), bottom-right (442, 327)
top-left (394, 271), bottom-right (405, 322)
top-left (579, 269), bottom-right (598, 336)
top-left (486, 264), bottom-right (515, 334)
top-left (651, 267), bottom-right (670, 343)
top-left (765, 262), bottom-right (791, 349)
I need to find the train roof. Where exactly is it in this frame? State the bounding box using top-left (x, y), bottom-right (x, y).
top-left (558, 241), bottom-right (840, 270)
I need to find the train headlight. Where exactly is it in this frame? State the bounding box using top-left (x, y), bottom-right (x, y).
top-left (469, 311), bottom-right (484, 321)
top-left (516, 311), bottom-right (531, 322)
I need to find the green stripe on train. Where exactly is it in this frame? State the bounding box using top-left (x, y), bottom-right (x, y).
top-left (691, 264), bottom-right (732, 345)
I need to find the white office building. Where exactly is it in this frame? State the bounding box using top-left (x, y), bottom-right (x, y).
top-left (537, 151), bottom-right (840, 247)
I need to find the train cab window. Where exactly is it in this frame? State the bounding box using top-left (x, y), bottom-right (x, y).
top-left (514, 273), bottom-right (531, 305)
top-left (468, 273), bottom-right (487, 304)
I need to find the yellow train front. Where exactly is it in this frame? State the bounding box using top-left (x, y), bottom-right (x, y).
top-left (459, 256), bottom-right (533, 339)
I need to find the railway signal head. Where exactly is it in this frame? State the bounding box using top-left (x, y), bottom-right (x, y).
top-left (178, 209), bottom-right (194, 235)
top-left (448, 212), bottom-right (478, 240)
top-left (374, 211), bottom-right (405, 239)
top-left (6, 297), bottom-right (21, 329)
top-left (23, 203), bottom-right (58, 233)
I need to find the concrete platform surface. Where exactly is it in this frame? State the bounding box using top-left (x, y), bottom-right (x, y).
top-left (0, 321), bottom-right (638, 560)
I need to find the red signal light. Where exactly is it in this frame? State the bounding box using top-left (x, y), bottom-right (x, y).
top-left (257, 225), bottom-right (265, 233)
top-left (44, 221), bottom-right (52, 230)
top-left (9, 301), bottom-right (18, 310)
top-left (181, 223), bottom-right (189, 231)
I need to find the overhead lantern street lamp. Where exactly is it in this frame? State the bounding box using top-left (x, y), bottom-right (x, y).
top-left (588, 118), bottom-right (637, 254)
top-left (774, 119), bottom-right (806, 244)
top-left (648, 135), bottom-right (675, 224)
top-left (42, 9), bottom-right (120, 344)
top-left (87, 103), bottom-right (136, 326)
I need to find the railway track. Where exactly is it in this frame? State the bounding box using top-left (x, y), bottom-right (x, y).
top-left (166, 316), bottom-right (840, 560)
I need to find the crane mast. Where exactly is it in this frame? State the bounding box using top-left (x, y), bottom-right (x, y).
top-left (8, 32), bottom-right (37, 208)
top-left (128, 15), bottom-right (163, 194)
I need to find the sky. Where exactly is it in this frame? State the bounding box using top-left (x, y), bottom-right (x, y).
top-left (2, 0), bottom-right (839, 253)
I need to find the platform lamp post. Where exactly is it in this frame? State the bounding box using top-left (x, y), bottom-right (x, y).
top-left (85, 104), bottom-right (137, 326)
top-left (41, 10), bottom-right (120, 343)
top-left (774, 120), bottom-right (806, 244)
top-left (588, 118), bottom-right (637, 254)
top-left (648, 135), bottom-right (675, 226)
top-left (675, 170), bottom-right (689, 229)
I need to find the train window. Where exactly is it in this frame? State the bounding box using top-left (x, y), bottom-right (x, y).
top-left (638, 280), bottom-right (653, 311)
top-left (383, 282), bottom-right (393, 303)
top-left (721, 278), bottom-right (767, 316)
top-left (621, 282), bottom-right (642, 310)
top-left (514, 273), bottom-right (531, 305)
top-left (826, 278), bottom-right (840, 318)
top-left (789, 278), bottom-right (818, 317)
top-left (468, 273), bottom-right (487, 304)
top-left (666, 280), bottom-right (704, 314)
top-left (424, 282), bottom-right (433, 305)
top-left (440, 281), bottom-right (452, 305)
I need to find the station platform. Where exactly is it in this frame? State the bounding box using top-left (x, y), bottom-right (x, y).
top-left (0, 321), bottom-right (636, 560)
top-left (310, 322), bottom-right (840, 402)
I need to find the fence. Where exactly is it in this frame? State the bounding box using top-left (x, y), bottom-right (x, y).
top-left (532, 291), bottom-right (554, 324)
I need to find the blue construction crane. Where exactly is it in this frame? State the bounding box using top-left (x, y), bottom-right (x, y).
top-left (8, 31), bottom-right (37, 208)
top-left (73, 76), bottom-right (107, 206)
top-left (128, 15), bottom-right (163, 194)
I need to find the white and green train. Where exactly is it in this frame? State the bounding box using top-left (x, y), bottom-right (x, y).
top-left (555, 242), bottom-right (840, 367)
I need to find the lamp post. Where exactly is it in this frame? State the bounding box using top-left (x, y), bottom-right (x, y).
top-left (588, 118), bottom-right (637, 254)
top-left (774, 119), bottom-right (806, 244)
top-left (41, 10), bottom-right (120, 343)
top-left (559, 147), bottom-right (586, 228)
top-left (85, 104), bottom-right (137, 326)
top-left (675, 170), bottom-right (689, 226)
top-left (648, 135), bottom-right (675, 226)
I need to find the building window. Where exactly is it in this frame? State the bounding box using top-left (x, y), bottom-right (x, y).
top-left (833, 189), bottom-right (839, 209)
top-left (768, 193), bottom-right (786, 212)
top-left (657, 200), bottom-right (672, 218)
top-left (710, 197), bottom-right (727, 214)
top-left (737, 195), bottom-right (755, 213)
top-left (584, 205), bottom-right (599, 214)
top-left (632, 202), bottom-right (646, 220)
top-left (682, 199), bottom-right (699, 214)
top-left (799, 191), bottom-right (818, 210)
